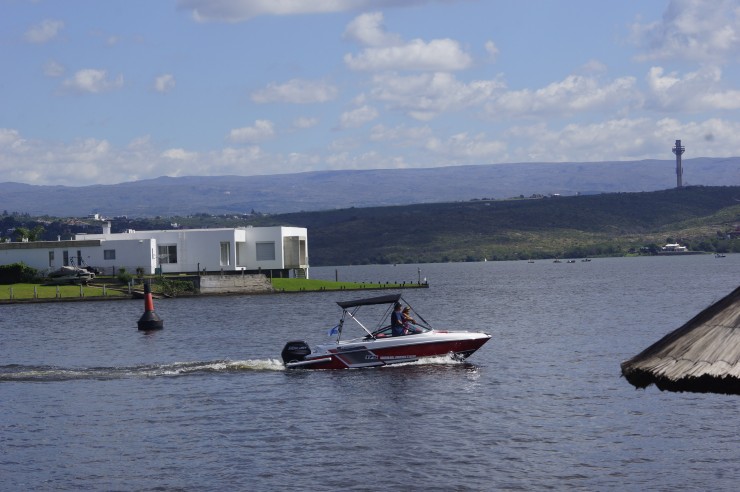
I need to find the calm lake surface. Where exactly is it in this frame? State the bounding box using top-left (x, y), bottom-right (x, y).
top-left (2, 255), bottom-right (739, 491)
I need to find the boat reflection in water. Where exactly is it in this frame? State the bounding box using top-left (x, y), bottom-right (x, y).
top-left (281, 293), bottom-right (491, 369)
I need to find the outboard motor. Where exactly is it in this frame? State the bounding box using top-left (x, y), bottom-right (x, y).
top-left (281, 340), bottom-right (311, 364)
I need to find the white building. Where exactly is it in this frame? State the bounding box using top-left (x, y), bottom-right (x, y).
top-left (0, 224), bottom-right (309, 278)
top-left (661, 243), bottom-right (688, 252)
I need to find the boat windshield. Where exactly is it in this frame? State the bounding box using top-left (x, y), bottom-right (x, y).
top-left (365, 324), bottom-right (431, 339)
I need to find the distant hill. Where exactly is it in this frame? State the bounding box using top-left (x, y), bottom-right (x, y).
top-left (245, 186), bottom-right (740, 266)
top-left (1, 157), bottom-right (739, 217)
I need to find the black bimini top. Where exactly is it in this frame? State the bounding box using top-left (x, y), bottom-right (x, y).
top-left (336, 294), bottom-right (402, 309)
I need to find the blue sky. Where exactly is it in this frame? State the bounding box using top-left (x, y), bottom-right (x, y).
top-left (2, 0), bottom-right (740, 186)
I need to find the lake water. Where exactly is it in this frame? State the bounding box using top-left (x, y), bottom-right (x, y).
top-left (2, 255), bottom-right (739, 491)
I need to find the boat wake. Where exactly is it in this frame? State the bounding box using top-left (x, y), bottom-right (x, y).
top-left (0, 359), bottom-right (285, 382)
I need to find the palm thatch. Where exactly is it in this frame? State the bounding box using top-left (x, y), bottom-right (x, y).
top-left (621, 285), bottom-right (740, 394)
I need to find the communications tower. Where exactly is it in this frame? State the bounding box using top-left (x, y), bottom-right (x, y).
top-left (672, 139), bottom-right (685, 188)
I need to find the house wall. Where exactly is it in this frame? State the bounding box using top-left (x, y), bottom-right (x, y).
top-left (1, 226), bottom-right (308, 276)
top-left (0, 238), bottom-right (159, 275)
top-left (91, 238), bottom-right (157, 274)
top-left (244, 226), bottom-right (308, 270)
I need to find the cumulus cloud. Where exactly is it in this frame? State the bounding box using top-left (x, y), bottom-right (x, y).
top-left (0, 128), bottom-right (28, 151)
top-left (631, 0), bottom-right (740, 63)
top-left (345, 38), bottom-right (473, 71)
top-left (43, 60), bottom-right (65, 77)
top-left (487, 74), bottom-right (638, 118)
top-left (293, 117), bottom-right (319, 129)
top-left (370, 72), bottom-right (504, 120)
top-left (370, 124), bottom-right (432, 143)
top-left (228, 120), bottom-right (276, 143)
top-left (425, 132), bottom-right (507, 160)
top-left (484, 40), bottom-right (499, 60)
top-left (162, 148), bottom-right (198, 160)
top-left (24, 19), bottom-right (64, 43)
top-left (61, 69), bottom-right (124, 94)
top-left (344, 12), bottom-right (403, 47)
top-left (339, 105), bottom-right (379, 129)
top-left (154, 74), bottom-right (176, 93)
top-left (344, 12), bottom-right (472, 71)
top-left (251, 79), bottom-right (338, 104)
top-left (645, 66), bottom-right (740, 111)
top-left (177, 0), bottom-right (444, 23)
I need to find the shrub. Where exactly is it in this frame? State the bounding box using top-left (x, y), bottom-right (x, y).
top-left (155, 277), bottom-right (195, 297)
top-left (116, 267), bottom-right (134, 284)
top-left (0, 262), bottom-right (38, 284)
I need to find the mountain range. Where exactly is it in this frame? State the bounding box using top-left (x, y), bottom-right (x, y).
top-left (1, 157), bottom-right (739, 217)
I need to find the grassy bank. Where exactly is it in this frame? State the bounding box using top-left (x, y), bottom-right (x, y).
top-left (270, 278), bottom-right (427, 292)
top-left (0, 277), bottom-right (427, 301)
top-left (0, 282), bottom-right (130, 301)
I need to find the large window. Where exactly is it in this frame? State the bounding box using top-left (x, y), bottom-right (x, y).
top-left (158, 244), bottom-right (178, 264)
top-left (220, 241), bottom-right (230, 266)
top-left (256, 241), bottom-right (276, 261)
top-left (104, 249), bottom-right (116, 260)
top-left (48, 251), bottom-right (54, 267)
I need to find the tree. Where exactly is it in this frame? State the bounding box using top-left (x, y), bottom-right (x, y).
top-left (13, 225), bottom-right (44, 241)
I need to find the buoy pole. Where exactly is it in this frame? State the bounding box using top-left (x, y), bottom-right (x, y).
top-left (138, 280), bottom-right (164, 331)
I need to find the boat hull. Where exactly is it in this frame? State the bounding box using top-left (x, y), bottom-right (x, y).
top-left (285, 331), bottom-right (491, 370)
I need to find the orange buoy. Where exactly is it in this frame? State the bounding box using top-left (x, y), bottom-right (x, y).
top-left (138, 281), bottom-right (164, 330)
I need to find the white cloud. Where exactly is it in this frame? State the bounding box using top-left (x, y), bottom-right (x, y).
top-left (43, 60), bottom-right (65, 77)
top-left (484, 40), bottom-right (499, 60)
top-left (293, 117), bottom-right (319, 129)
top-left (228, 120), bottom-right (276, 143)
top-left (487, 74), bottom-right (638, 117)
top-left (370, 72), bottom-right (504, 120)
top-left (370, 124), bottom-right (432, 143)
top-left (631, 0), bottom-right (740, 63)
top-left (162, 148), bottom-right (198, 160)
top-left (425, 132), bottom-right (507, 160)
top-left (154, 74), bottom-right (176, 93)
top-left (251, 79), bottom-right (338, 104)
top-left (343, 11), bottom-right (472, 72)
top-left (61, 69), bottom-right (124, 94)
top-left (3, 115), bottom-right (740, 187)
top-left (0, 128), bottom-right (28, 151)
top-left (346, 38), bottom-right (472, 71)
top-left (177, 0), bottom-right (444, 23)
top-left (339, 105), bottom-right (379, 129)
top-left (645, 66), bottom-right (740, 111)
top-left (24, 19), bottom-right (64, 43)
top-left (343, 12), bottom-right (402, 47)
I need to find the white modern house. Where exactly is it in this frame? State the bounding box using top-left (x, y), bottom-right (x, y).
top-left (0, 224), bottom-right (309, 278)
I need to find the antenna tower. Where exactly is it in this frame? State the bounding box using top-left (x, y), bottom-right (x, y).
top-left (672, 139), bottom-right (685, 188)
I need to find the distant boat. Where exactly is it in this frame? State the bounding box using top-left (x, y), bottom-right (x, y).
top-left (715, 253), bottom-right (726, 258)
top-left (553, 259), bottom-right (561, 263)
top-left (528, 259), bottom-right (535, 263)
top-left (581, 258), bottom-right (592, 262)
top-left (566, 260), bottom-right (576, 263)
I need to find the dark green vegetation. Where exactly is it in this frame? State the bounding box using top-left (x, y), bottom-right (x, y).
top-left (3, 186), bottom-right (740, 266)
top-left (255, 186), bottom-right (740, 265)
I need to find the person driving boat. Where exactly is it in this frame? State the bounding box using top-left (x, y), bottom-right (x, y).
top-left (391, 302), bottom-right (405, 336)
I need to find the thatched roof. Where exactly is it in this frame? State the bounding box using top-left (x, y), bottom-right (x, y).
top-left (621, 285), bottom-right (740, 394)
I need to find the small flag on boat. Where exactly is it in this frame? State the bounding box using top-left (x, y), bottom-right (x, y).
top-left (327, 324), bottom-right (340, 336)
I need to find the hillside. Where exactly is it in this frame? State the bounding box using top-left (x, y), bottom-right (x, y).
top-left (241, 186), bottom-right (740, 265)
top-left (3, 186), bottom-right (739, 267)
top-left (1, 157), bottom-right (739, 216)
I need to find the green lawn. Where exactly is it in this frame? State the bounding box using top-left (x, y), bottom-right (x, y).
top-left (0, 283), bottom-right (130, 301)
top-left (0, 278), bottom-right (425, 300)
top-left (269, 278), bottom-right (425, 292)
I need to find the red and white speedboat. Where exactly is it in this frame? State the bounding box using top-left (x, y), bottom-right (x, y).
top-left (281, 294), bottom-right (491, 369)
